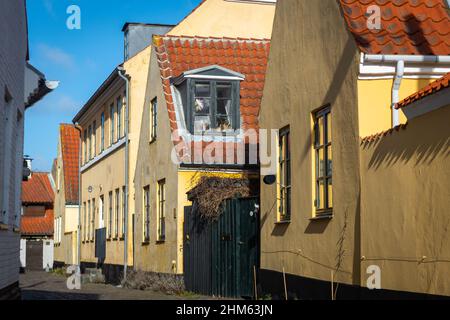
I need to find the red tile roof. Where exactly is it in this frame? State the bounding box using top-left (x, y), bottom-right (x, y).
top-left (339, 0), bottom-right (450, 55)
top-left (21, 209), bottom-right (54, 236)
top-left (154, 35), bottom-right (270, 164)
top-left (396, 72), bottom-right (450, 108)
top-left (60, 124), bottom-right (80, 205)
top-left (154, 35), bottom-right (269, 148)
top-left (21, 172), bottom-right (54, 205)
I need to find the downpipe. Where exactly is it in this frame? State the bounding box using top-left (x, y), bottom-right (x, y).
top-left (117, 67), bottom-right (130, 283)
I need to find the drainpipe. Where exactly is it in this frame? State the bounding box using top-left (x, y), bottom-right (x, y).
top-left (72, 123), bottom-right (83, 272)
top-left (391, 60), bottom-right (404, 127)
top-left (117, 67), bottom-right (130, 282)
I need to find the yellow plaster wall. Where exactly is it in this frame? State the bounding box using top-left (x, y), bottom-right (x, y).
top-left (357, 78), bottom-right (435, 138)
top-left (360, 105), bottom-right (450, 296)
top-left (168, 0), bottom-right (275, 39)
top-left (132, 0), bottom-right (275, 275)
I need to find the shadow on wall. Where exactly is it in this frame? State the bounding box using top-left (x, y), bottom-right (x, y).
top-left (361, 107), bottom-right (450, 171)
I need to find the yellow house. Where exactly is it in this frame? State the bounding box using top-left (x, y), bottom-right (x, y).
top-left (258, 0), bottom-right (450, 299)
top-left (132, 0), bottom-right (276, 278)
top-left (72, 22), bottom-right (174, 283)
top-left (53, 124), bottom-right (80, 268)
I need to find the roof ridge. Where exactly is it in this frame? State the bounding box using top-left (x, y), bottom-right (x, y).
top-left (155, 34), bottom-right (271, 42)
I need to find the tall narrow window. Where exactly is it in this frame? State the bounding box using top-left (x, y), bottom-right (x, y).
top-left (115, 189), bottom-right (120, 238)
top-left (91, 199), bottom-right (95, 241)
top-left (278, 127), bottom-right (291, 222)
top-left (83, 202), bottom-right (86, 241)
top-left (117, 96), bottom-right (122, 139)
top-left (99, 195), bottom-right (104, 229)
top-left (108, 191), bottom-right (113, 239)
top-left (157, 180), bottom-right (166, 242)
top-left (150, 98), bottom-right (157, 141)
top-left (314, 106), bottom-right (332, 216)
top-left (122, 186), bottom-right (126, 237)
top-left (83, 129), bottom-right (87, 164)
top-left (110, 103), bottom-right (115, 145)
top-left (143, 186), bottom-right (150, 242)
top-left (87, 200), bottom-right (91, 242)
top-left (101, 112), bottom-right (105, 152)
top-left (88, 125), bottom-right (92, 160)
top-left (92, 121), bottom-right (97, 158)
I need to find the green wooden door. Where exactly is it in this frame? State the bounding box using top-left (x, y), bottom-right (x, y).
top-left (211, 197), bottom-right (259, 298)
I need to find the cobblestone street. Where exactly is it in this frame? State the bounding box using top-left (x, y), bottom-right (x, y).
top-left (20, 271), bottom-right (204, 300)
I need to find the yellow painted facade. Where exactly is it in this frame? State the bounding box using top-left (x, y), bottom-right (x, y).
top-left (258, 0), bottom-right (450, 298)
top-left (133, 0), bottom-right (275, 275)
top-left (53, 132), bottom-right (79, 266)
top-left (168, 0), bottom-right (275, 38)
top-left (357, 78), bottom-right (435, 138)
top-left (360, 104), bottom-right (450, 296)
top-left (77, 45), bottom-right (151, 270)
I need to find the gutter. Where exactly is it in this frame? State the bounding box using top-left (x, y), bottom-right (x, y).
top-left (363, 54), bottom-right (450, 64)
top-left (117, 67), bottom-right (130, 283)
top-left (362, 54), bottom-right (450, 127)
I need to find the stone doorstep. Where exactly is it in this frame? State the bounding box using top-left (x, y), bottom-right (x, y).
top-left (82, 268), bottom-right (105, 284)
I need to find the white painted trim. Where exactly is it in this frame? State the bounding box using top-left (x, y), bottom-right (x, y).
top-left (170, 85), bottom-right (245, 143)
top-left (184, 75), bottom-right (244, 81)
top-left (359, 53), bottom-right (450, 80)
top-left (80, 138), bottom-right (126, 173)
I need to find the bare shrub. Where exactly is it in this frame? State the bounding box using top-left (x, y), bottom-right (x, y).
top-left (188, 176), bottom-right (255, 221)
top-left (123, 270), bottom-right (185, 295)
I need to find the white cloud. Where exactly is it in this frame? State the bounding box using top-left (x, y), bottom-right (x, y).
top-left (37, 44), bottom-right (76, 71)
top-left (43, 0), bottom-right (55, 16)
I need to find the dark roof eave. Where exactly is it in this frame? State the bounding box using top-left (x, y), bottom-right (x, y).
top-left (121, 22), bottom-right (176, 32)
top-left (72, 66), bottom-right (123, 123)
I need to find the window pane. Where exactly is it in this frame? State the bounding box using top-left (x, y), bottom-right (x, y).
top-left (318, 116), bottom-right (325, 146)
top-left (195, 83), bottom-right (210, 97)
top-left (194, 116), bottom-right (211, 132)
top-left (327, 178), bottom-right (333, 209)
top-left (318, 148), bottom-right (325, 178)
top-left (217, 84), bottom-right (232, 98)
top-left (217, 99), bottom-right (232, 115)
top-left (317, 180), bottom-right (325, 210)
top-left (215, 115), bottom-right (232, 131)
top-left (327, 145), bottom-right (332, 176)
top-left (194, 98), bottom-right (211, 115)
top-left (326, 112), bottom-right (332, 143)
top-left (286, 187), bottom-right (291, 219)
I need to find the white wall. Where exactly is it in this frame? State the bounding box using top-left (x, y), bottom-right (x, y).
top-left (20, 239), bottom-right (26, 269)
top-left (0, 0), bottom-right (28, 293)
top-left (43, 240), bottom-right (54, 270)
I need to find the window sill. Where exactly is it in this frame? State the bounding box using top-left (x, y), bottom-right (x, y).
top-left (142, 241), bottom-right (150, 246)
top-left (156, 239), bottom-right (166, 244)
top-left (0, 224), bottom-right (10, 231)
top-left (310, 213), bottom-right (333, 221)
top-left (149, 138), bottom-right (157, 144)
top-left (275, 220), bottom-right (291, 225)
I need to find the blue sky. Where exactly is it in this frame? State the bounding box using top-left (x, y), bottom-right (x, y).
top-left (25, 0), bottom-right (201, 171)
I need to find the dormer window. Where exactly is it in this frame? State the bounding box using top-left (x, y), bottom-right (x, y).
top-left (193, 80), bottom-right (237, 133)
top-left (173, 65), bottom-right (244, 135)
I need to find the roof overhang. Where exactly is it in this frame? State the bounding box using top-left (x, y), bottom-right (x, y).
top-left (24, 63), bottom-right (58, 109)
top-left (399, 87), bottom-right (450, 121)
top-left (359, 53), bottom-right (450, 80)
